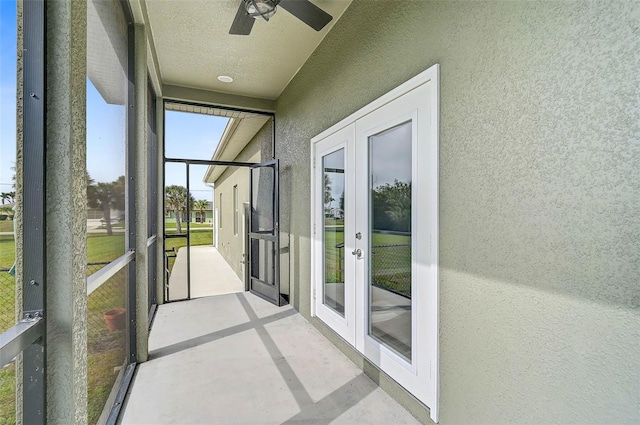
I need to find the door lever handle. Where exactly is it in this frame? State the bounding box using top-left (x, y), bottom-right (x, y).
top-left (351, 248), bottom-right (362, 258)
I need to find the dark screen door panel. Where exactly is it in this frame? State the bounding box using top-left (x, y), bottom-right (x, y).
top-left (248, 160), bottom-right (281, 305)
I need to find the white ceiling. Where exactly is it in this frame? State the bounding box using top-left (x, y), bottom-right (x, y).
top-left (143, 0), bottom-right (352, 100)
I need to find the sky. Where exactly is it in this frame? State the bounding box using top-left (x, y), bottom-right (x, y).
top-left (0, 1), bottom-right (226, 204)
top-left (165, 111), bottom-right (228, 203)
top-left (0, 0), bottom-right (17, 194)
top-left (370, 121), bottom-right (412, 188)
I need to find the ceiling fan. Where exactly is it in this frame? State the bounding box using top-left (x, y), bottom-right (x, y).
top-left (229, 0), bottom-right (333, 35)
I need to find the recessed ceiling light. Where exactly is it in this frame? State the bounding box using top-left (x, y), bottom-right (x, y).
top-left (217, 75), bottom-right (234, 83)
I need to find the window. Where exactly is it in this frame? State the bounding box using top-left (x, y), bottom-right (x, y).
top-left (219, 193), bottom-right (222, 228)
top-left (233, 185), bottom-right (238, 235)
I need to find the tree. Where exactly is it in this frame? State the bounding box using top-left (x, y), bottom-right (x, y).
top-left (193, 199), bottom-right (209, 223)
top-left (1, 192), bottom-right (14, 205)
top-left (0, 206), bottom-right (14, 220)
top-left (87, 175), bottom-right (125, 235)
top-left (372, 180), bottom-right (411, 232)
top-left (165, 185), bottom-right (194, 233)
top-left (324, 174), bottom-right (333, 214)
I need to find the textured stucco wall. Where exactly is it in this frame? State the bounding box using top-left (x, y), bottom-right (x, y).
top-left (134, 23), bottom-right (149, 363)
top-left (45, 0), bottom-right (88, 422)
top-left (215, 121), bottom-right (272, 279)
top-left (275, 1), bottom-right (640, 423)
top-left (14, 1), bottom-right (24, 420)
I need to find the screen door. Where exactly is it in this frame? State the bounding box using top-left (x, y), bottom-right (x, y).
top-left (248, 159), bottom-right (281, 305)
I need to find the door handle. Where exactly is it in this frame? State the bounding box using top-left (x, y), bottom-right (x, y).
top-left (351, 248), bottom-right (362, 259)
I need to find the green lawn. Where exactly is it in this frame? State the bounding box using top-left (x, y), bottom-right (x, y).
top-left (0, 364), bottom-right (15, 425)
top-left (323, 229), bottom-right (412, 297)
top-left (0, 235), bottom-right (15, 268)
top-left (0, 221), bottom-right (13, 233)
top-left (87, 269), bottom-right (126, 425)
top-left (164, 222), bottom-right (211, 229)
top-left (0, 232), bottom-right (127, 424)
top-left (1, 233), bottom-right (126, 270)
top-left (164, 230), bottom-right (213, 273)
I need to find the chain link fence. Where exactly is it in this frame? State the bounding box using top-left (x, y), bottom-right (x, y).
top-left (0, 268), bottom-right (15, 334)
top-left (87, 262), bottom-right (127, 425)
top-left (0, 263), bottom-right (127, 335)
top-left (335, 243), bottom-right (412, 298)
top-left (371, 244), bottom-right (411, 298)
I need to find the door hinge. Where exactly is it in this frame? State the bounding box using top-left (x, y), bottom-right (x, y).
top-left (313, 288), bottom-right (316, 300)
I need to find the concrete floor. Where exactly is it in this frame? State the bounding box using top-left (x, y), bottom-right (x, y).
top-left (168, 246), bottom-right (244, 300)
top-left (323, 283), bottom-right (412, 359)
top-left (120, 292), bottom-right (420, 425)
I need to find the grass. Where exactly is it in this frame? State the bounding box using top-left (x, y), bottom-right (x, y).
top-left (88, 350), bottom-right (124, 423)
top-left (164, 230), bottom-right (213, 273)
top-left (323, 228), bottom-right (412, 297)
top-left (0, 235), bottom-right (15, 268)
top-left (164, 221), bottom-right (211, 229)
top-left (0, 364), bottom-right (15, 425)
top-left (87, 269), bottom-right (126, 425)
top-left (0, 232), bottom-right (127, 424)
top-left (0, 221), bottom-right (13, 233)
top-left (87, 234), bottom-right (126, 264)
top-left (2, 224), bottom-right (215, 423)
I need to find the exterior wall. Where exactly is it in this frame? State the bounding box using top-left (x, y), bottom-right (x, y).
top-left (214, 120), bottom-right (273, 279)
top-left (275, 1), bottom-right (640, 424)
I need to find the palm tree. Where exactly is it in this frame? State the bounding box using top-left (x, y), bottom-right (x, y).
top-left (87, 176), bottom-right (125, 235)
top-left (193, 200), bottom-right (209, 224)
top-left (165, 185), bottom-right (194, 233)
top-left (1, 192), bottom-right (15, 205)
top-left (324, 174), bottom-right (333, 215)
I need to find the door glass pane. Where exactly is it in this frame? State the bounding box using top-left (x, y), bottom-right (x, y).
top-left (323, 149), bottom-right (345, 316)
top-left (368, 121), bottom-right (412, 361)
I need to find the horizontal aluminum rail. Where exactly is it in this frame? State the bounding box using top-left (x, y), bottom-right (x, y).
top-left (87, 250), bottom-right (135, 296)
top-left (0, 317), bottom-right (44, 368)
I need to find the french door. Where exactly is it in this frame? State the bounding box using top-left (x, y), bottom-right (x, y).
top-left (313, 125), bottom-right (356, 345)
top-left (312, 65), bottom-right (439, 421)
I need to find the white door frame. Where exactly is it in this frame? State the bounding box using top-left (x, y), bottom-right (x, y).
top-left (310, 64), bottom-right (440, 422)
top-left (311, 125), bottom-right (356, 346)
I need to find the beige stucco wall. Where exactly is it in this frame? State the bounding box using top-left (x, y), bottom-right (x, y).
top-left (214, 121), bottom-right (273, 279)
top-left (274, 1), bottom-right (640, 423)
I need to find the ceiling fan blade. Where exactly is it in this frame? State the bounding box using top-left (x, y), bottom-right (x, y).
top-left (279, 0), bottom-right (333, 31)
top-left (229, 3), bottom-right (255, 35)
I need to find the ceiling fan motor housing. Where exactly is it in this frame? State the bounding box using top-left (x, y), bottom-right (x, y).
top-left (230, 0), bottom-right (332, 35)
top-left (244, 0), bottom-right (281, 21)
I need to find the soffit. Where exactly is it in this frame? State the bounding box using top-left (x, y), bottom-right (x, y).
top-left (203, 114), bottom-right (271, 183)
top-left (143, 0), bottom-right (352, 100)
top-left (88, 0), bottom-right (128, 105)
top-left (165, 102), bottom-right (266, 119)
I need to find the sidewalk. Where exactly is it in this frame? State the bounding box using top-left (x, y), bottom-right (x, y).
top-left (168, 245), bottom-right (244, 300)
